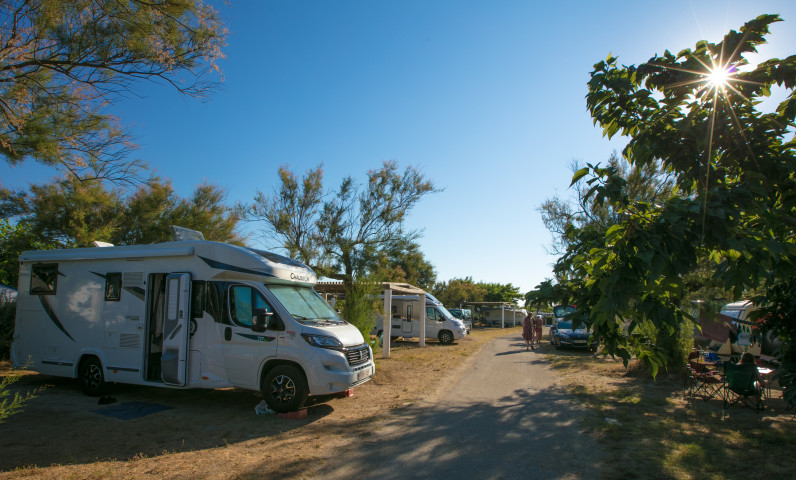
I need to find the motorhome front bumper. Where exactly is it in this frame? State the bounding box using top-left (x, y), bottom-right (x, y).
top-left (308, 346), bottom-right (375, 394)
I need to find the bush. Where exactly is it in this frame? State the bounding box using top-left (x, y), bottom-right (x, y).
top-left (337, 280), bottom-right (381, 350)
top-left (0, 369), bottom-right (42, 424)
top-left (633, 317), bottom-right (694, 374)
top-left (0, 297), bottom-right (15, 361)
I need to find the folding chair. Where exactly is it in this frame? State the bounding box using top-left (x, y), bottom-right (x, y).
top-left (723, 362), bottom-right (764, 412)
top-left (688, 361), bottom-right (723, 401)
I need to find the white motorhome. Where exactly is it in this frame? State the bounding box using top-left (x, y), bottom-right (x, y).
top-left (372, 293), bottom-right (467, 344)
top-left (10, 234), bottom-right (374, 412)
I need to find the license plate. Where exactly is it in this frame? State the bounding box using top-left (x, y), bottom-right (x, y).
top-left (357, 367), bottom-right (372, 381)
top-left (573, 340), bottom-right (586, 344)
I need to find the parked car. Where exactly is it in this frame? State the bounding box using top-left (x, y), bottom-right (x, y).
top-left (549, 304), bottom-right (595, 351)
top-left (549, 319), bottom-right (595, 350)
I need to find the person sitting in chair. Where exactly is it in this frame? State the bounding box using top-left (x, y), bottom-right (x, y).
top-left (738, 352), bottom-right (763, 393)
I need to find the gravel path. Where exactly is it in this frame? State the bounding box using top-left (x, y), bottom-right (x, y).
top-left (317, 333), bottom-right (603, 479)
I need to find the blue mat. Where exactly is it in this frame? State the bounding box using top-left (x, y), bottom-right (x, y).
top-left (94, 401), bottom-right (173, 420)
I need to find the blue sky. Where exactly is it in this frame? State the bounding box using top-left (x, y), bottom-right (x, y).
top-left (3, 1), bottom-right (795, 295)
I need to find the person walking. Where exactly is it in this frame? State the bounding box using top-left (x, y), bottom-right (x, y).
top-left (522, 314), bottom-right (534, 351)
top-left (534, 315), bottom-right (544, 347)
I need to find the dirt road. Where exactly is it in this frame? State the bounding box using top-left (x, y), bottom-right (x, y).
top-left (313, 334), bottom-right (602, 479)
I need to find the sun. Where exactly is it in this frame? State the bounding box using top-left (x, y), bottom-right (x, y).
top-left (704, 64), bottom-right (738, 91)
top-left (707, 67), bottom-right (730, 88)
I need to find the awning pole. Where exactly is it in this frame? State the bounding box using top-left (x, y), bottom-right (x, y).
top-left (383, 288), bottom-right (392, 358)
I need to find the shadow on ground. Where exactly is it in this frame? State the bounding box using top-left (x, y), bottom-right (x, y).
top-left (0, 374), bottom-right (332, 471)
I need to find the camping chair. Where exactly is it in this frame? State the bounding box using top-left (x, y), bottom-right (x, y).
top-left (688, 361), bottom-right (723, 401)
top-left (723, 362), bottom-right (764, 412)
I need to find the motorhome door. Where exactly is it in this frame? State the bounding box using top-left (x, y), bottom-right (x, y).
top-left (402, 304), bottom-right (413, 334)
top-left (161, 273), bottom-right (191, 386)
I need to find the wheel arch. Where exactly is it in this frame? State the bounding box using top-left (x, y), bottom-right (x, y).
top-left (259, 358), bottom-right (307, 390)
top-left (74, 351), bottom-right (107, 379)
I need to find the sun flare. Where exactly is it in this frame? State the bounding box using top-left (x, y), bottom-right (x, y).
top-left (705, 65), bottom-right (738, 91)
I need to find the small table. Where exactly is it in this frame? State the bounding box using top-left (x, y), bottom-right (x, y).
top-left (757, 367), bottom-right (774, 399)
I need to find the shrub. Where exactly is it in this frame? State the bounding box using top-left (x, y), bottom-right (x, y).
top-left (0, 297), bottom-right (15, 361)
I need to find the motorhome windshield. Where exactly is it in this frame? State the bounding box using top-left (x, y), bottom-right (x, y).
top-left (266, 285), bottom-right (345, 326)
top-left (437, 305), bottom-right (457, 321)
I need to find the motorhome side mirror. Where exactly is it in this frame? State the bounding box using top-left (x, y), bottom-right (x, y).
top-left (252, 308), bottom-right (273, 333)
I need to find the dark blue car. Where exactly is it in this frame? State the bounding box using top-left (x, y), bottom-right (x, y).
top-left (549, 305), bottom-right (595, 351)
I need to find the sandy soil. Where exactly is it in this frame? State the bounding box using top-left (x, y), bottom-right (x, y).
top-left (0, 327), bottom-right (519, 479)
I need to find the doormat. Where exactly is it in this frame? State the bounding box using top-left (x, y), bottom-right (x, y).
top-left (94, 401), bottom-right (173, 420)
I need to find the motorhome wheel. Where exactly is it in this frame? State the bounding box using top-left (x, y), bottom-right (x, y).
top-left (438, 330), bottom-right (454, 345)
top-left (262, 365), bottom-right (308, 413)
top-left (79, 357), bottom-right (109, 396)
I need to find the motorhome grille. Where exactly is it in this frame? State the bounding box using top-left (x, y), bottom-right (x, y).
top-left (345, 345), bottom-right (370, 366)
top-left (119, 333), bottom-right (141, 349)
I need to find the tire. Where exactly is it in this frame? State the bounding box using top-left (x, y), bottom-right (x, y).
top-left (554, 338), bottom-right (561, 350)
top-left (262, 365), bottom-right (308, 413)
top-left (438, 330), bottom-right (454, 345)
top-left (79, 357), bottom-right (109, 396)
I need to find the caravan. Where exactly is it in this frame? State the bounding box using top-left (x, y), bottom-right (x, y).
top-left (372, 293), bottom-right (467, 344)
top-left (10, 234), bottom-right (374, 412)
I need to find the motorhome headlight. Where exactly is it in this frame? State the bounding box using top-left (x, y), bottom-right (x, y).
top-left (301, 333), bottom-right (344, 350)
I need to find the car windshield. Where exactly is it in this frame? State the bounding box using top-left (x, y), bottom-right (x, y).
top-left (266, 285), bottom-right (346, 326)
top-left (557, 320), bottom-right (589, 331)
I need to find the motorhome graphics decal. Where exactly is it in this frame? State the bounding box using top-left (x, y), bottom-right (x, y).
top-left (38, 296), bottom-right (75, 342)
top-left (198, 256), bottom-right (276, 278)
top-left (235, 333), bottom-right (276, 342)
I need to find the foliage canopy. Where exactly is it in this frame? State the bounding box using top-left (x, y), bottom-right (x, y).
top-left (529, 15), bottom-right (796, 390)
top-left (0, 0), bottom-right (227, 183)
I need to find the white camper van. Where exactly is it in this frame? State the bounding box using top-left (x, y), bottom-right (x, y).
top-left (10, 235), bottom-right (374, 412)
top-left (372, 293), bottom-right (467, 344)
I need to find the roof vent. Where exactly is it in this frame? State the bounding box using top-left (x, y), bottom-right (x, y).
top-left (170, 226), bottom-right (205, 241)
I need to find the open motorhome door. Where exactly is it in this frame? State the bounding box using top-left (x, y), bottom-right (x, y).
top-left (161, 273), bottom-right (191, 386)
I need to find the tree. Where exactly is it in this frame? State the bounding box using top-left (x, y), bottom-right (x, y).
top-left (538, 153), bottom-right (675, 257)
top-left (0, 176), bottom-right (242, 285)
top-left (368, 240), bottom-right (436, 291)
top-left (0, 218), bottom-right (59, 287)
top-left (114, 179), bottom-right (244, 246)
top-left (245, 165), bottom-right (324, 265)
top-left (529, 15), bottom-right (796, 390)
top-left (244, 161), bottom-right (438, 289)
top-left (482, 282), bottom-right (522, 303)
top-left (0, 0), bottom-right (227, 184)
top-left (431, 277), bottom-right (487, 307)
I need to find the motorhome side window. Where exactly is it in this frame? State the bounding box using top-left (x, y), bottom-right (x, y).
top-left (228, 285), bottom-right (272, 327)
top-left (30, 263), bottom-right (58, 295)
top-left (104, 273), bottom-right (122, 301)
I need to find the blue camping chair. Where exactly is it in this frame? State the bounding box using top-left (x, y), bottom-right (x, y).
top-left (723, 362), bottom-right (764, 412)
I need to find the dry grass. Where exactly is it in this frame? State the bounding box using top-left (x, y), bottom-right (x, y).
top-left (0, 327), bottom-right (519, 479)
top-left (5, 327), bottom-right (791, 479)
top-left (544, 351), bottom-right (796, 480)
